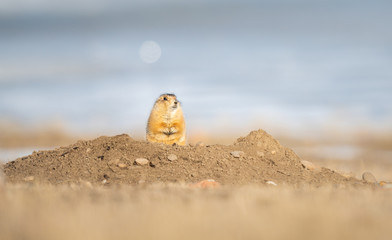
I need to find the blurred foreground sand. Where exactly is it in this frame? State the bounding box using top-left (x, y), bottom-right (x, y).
top-left (0, 184), bottom-right (391, 240)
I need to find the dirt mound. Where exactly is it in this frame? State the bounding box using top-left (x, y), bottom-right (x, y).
top-left (4, 129), bottom-right (360, 186)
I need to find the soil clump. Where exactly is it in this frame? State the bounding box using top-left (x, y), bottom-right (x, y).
top-left (4, 129), bottom-right (360, 186)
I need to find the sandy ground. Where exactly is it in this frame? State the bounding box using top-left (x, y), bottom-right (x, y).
top-left (1, 128), bottom-right (391, 240)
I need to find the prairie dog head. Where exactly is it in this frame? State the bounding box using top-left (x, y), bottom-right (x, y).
top-left (154, 93), bottom-right (181, 112)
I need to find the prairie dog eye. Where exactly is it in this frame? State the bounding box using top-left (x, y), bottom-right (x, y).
top-left (163, 97), bottom-right (168, 101)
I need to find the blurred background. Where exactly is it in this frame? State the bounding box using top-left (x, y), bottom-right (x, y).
top-left (0, 0), bottom-right (391, 179)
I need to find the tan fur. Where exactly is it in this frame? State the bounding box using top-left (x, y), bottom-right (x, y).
top-left (146, 94), bottom-right (186, 145)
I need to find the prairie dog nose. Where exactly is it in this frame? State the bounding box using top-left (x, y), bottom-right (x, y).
top-left (174, 101), bottom-right (178, 105)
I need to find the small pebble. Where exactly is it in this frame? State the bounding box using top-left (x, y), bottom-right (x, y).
top-left (167, 154), bottom-right (178, 161)
top-left (86, 148), bottom-right (92, 153)
top-left (24, 176), bottom-right (34, 182)
top-left (135, 158), bottom-right (149, 166)
top-left (266, 180), bottom-right (277, 186)
top-left (230, 151), bottom-right (244, 158)
top-left (301, 160), bottom-right (320, 171)
top-left (191, 179), bottom-right (220, 188)
top-left (117, 163), bottom-right (127, 168)
top-left (271, 150), bottom-right (276, 155)
top-left (362, 172), bottom-right (377, 183)
top-left (138, 179), bottom-right (146, 184)
top-left (149, 161), bottom-right (156, 168)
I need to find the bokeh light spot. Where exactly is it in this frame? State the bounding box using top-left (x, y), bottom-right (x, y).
top-left (139, 41), bottom-right (162, 64)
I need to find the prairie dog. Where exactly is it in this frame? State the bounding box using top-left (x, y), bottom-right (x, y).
top-left (146, 93), bottom-right (186, 145)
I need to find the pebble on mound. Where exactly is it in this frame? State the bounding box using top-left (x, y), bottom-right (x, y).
top-left (3, 129), bottom-right (359, 186)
